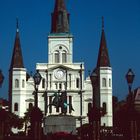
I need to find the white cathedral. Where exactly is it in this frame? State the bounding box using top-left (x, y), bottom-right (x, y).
top-left (9, 0), bottom-right (113, 129)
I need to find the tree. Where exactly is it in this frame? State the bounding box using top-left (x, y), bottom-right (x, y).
top-left (23, 107), bottom-right (33, 135)
top-left (0, 108), bottom-right (24, 135)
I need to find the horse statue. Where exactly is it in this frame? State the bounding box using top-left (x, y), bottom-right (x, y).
top-left (48, 91), bottom-right (74, 115)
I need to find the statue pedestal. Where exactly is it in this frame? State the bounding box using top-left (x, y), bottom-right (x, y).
top-left (43, 115), bottom-right (76, 135)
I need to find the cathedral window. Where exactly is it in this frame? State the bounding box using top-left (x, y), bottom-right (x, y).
top-left (49, 74), bottom-right (52, 89)
top-left (55, 83), bottom-right (58, 89)
top-left (76, 78), bottom-right (80, 88)
top-left (59, 46), bottom-right (62, 49)
top-left (42, 78), bottom-right (45, 88)
top-left (69, 74), bottom-right (71, 89)
top-left (59, 83), bottom-right (62, 90)
top-left (102, 102), bottom-right (107, 113)
top-left (29, 103), bottom-right (33, 109)
top-left (54, 51), bottom-right (60, 63)
top-left (62, 50), bottom-right (67, 63)
top-left (22, 79), bottom-right (25, 88)
top-left (109, 78), bottom-right (111, 87)
top-left (15, 79), bottom-right (19, 88)
top-left (14, 103), bottom-right (18, 111)
top-left (102, 78), bottom-right (106, 87)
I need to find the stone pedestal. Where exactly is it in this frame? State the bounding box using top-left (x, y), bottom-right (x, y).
top-left (43, 115), bottom-right (76, 135)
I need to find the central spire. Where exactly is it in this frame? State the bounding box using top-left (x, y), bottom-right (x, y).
top-left (54, 0), bottom-right (66, 11)
top-left (51, 0), bottom-right (70, 33)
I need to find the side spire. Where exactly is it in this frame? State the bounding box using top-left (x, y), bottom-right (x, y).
top-left (51, 0), bottom-right (70, 33)
top-left (97, 17), bottom-right (111, 67)
top-left (10, 19), bottom-right (24, 69)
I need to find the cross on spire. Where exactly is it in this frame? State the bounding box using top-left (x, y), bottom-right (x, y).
top-left (102, 16), bottom-right (104, 30)
top-left (16, 18), bottom-right (19, 32)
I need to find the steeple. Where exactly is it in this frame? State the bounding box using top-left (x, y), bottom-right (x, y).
top-left (10, 19), bottom-right (24, 69)
top-left (51, 0), bottom-right (70, 33)
top-left (97, 17), bottom-right (111, 67)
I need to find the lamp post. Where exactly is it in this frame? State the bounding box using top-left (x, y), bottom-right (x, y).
top-left (31, 70), bottom-right (43, 140)
top-left (125, 68), bottom-right (137, 140)
top-left (90, 69), bottom-right (100, 140)
top-left (33, 70), bottom-right (42, 108)
top-left (125, 68), bottom-right (135, 94)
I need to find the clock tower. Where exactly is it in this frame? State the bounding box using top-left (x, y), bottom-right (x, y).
top-left (36, 0), bottom-right (85, 128)
top-left (48, 0), bottom-right (72, 65)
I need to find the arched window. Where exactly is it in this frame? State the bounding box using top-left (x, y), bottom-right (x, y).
top-left (102, 102), bottom-right (107, 114)
top-left (29, 103), bottom-right (33, 109)
top-left (109, 78), bottom-right (111, 87)
top-left (55, 83), bottom-right (58, 89)
top-left (76, 78), bottom-right (80, 88)
top-left (69, 74), bottom-right (71, 88)
top-left (102, 78), bottom-right (106, 87)
top-left (62, 50), bottom-right (67, 63)
top-left (59, 83), bottom-right (62, 90)
top-left (14, 103), bottom-right (18, 111)
top-left (22, 79), bottom-right (25, 88)
top-left (15, 79), bottom-right (19, 88)
top-left (54, 51), bottom-right (60, 63)
top-left (49, 74), bottom-right (52, 89)
top-left (42, 78), bottom-right (45, 88)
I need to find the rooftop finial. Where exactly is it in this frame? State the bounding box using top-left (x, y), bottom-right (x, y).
top-left (102, 16), bottom-right (104, 30)
top-left (16, 18), bottom-right (19, 32)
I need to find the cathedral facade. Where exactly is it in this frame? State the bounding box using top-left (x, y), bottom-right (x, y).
top-left (9, 0), bottom-right (113, 128)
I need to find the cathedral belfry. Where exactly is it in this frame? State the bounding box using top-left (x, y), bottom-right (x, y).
top-left (9, 19), bottom-right (27, 116)
top-left (9, 0), bottom-right (113, 133)
top-left (48, 0), bottom-right (73, 64)
top-left (96, 17), bottom-right (113, 126)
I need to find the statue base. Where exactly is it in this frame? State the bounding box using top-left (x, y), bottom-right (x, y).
top-left (43, 115), bottom-right (76, 135)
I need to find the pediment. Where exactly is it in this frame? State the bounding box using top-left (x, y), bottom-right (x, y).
top-left (47, 64), bottom-right (73, 71)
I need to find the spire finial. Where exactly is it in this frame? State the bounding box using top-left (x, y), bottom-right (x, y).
top-left (16, 18), bottom-right (19, 32)
top-left (102, 16), bottom-right (104, 30)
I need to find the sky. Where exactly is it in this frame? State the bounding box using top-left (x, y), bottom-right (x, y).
top-left (0, 0), bottom-right (140, 100)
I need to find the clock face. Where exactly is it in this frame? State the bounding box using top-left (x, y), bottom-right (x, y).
top-left (55, 69), bottom-right (64, 79)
